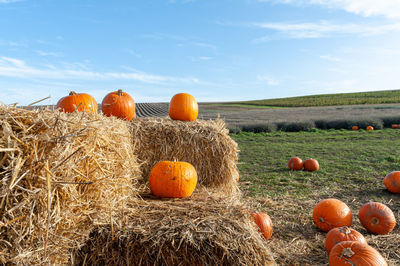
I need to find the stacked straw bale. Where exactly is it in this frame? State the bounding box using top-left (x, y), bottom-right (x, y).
top-left (0, 105), bottom-right (140, 264)
top-left (73, 115), bottom-right (276, 265)
top-left (72, 191), bottom-right (276, 265)
top-left (130, 117), bottom-right (240, 195)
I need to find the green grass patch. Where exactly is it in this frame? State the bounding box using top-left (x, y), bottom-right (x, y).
top-left (209, 103), bottom-right (284, 109)
top-left (227, 89), bottom-right (400, 107)
top-left (232, 129), bottom-right (400, 199)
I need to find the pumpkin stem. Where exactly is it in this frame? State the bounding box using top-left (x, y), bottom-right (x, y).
top-left (117, 89), bottom-right (123, 96)
top-left (339, 226), bottom-right (351, 234)
top-left (319, 217), bottom-right (325, 223)
top-left (69, 91), bottom-right (77, 96)
top-left (341, 247), bottom-right (355, 258)
top-left (370, 217), bottom-right (379, 225)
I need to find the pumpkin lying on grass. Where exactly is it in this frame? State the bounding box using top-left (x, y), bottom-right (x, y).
top-left (304, 158), bottom-right (319, 172)
top-left (384, 171), bottom-right (400, 194)
top-left (288, 157), bottom-right (303, 171)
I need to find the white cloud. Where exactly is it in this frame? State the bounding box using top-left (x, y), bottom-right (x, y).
top-left (0, 56), bottom-right (200, 85)
top-left (259, 0), bottom-right (400, 19)
top-left (168, 0), bottom-right (196, 4)
top-left (36, 50), bottom-right (62, 57)
top-left (257, 75), bottom-right (280, 86)
top-left (192, 42), bottom-right (217, 51)
top-left (319, 55), bottom-right (342, 62)
top-left (253, 21), bottom-right (400, 40)
top-left (125, 49), bottom-right (142, 58)
top-left (312, 0), bottom-right (400, 19)
top-left (188, 56), bottom-right (213, 62)
top-left (0, 0), bottom-right (23, 3)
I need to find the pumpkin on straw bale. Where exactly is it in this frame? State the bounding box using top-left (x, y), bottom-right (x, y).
top-left (0, 105), bottom-right (140, 264)
top-left (130, 117), bottom-right (240, 196)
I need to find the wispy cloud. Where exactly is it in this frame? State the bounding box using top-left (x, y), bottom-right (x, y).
top-left (0, 56), bottom-right (200, 84)
top-left (36, 50), bottom-right (62, 57)
top-left (257, 75), bottom-right (280, 86)
top-left (0, 0), bottom-right (23, 3)
top-left (188, 56), bottom-right (213, 62)
top-left (0, 40), bottom-right (26, 47)
top-left (168, 0), bottom-right (196, 4)
top-left (124, 48), bottom-right (142, 58)
top-left (192, 42), bottom-right (217, 51)
top-left (319, 54), bottom-right (342, 62)
top-left (252, 21), bottom-right (400, 40)
top-left (257, 0), bottom-right (400, 19)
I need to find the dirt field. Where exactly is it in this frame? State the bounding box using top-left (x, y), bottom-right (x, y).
top-left (198, 103), bottom-right (400, 126)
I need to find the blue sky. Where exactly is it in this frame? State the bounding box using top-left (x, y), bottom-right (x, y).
top-left (1, 0), bottom-right (400, 105)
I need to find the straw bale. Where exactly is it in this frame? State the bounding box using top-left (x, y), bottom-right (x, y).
top-left (72, 190), bottom-right (276, 265)
top-left (0, 105), bottom-right (140, 264)
top-left (130, 117), bottom-right (240, 195)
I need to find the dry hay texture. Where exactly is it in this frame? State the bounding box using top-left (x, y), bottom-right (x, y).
top-left (72, 192), bottom-right (276, 266)
top-left (0, 107), bottom-right (274, 265)
top-left (130, 117), bottom-right (240, 195)
top-left (0, 105), bottom-right (140, 264)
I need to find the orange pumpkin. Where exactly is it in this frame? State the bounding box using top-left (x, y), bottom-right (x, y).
top-left (251, 212), bottom-right (273, 240)
top-left (352, 125), bottom-right (359, 130)
top-left (304, 158), bottom-right (319, 172)
top-left (392, 124), bottom-right (398, 129)
top-left (366, 125), bottom-right (374, 131)
top-left (325, 227), bottom-right (366, 254)
top-left (288, 157), bottom-right (303, 171)
top-left (149, 161), bottom-right (197, 198)
top-left (56, 91), bottom-right (98, 114)
top-left (312, 198), bottom-right (352, 232)
top-left (101, 89), bottom-right (136, 121)
top-left (358, 202), bottom-right (396, 235)
top-left (384, 171), bottom-right (400, 194)
top-left (329, 241), bottom-right (387, 266)
top-left (169, 93), bottom-right (198, 121)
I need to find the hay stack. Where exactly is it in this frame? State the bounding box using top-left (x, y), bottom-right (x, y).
top-left (72, 191), bottom-right (276, 265)
top-left (0, 105), bottom-right (140, 264)
top-left (130, 117), bottom-right (240, 195)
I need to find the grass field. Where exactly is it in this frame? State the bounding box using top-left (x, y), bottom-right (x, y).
top-left (232, 129), bottom-right (400, 265)
top-left (227, 89), bottom-right (400, 107)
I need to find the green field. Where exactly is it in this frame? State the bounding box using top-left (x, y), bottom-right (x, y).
top-left (225, 89), bottom-right (400, 107)
top-left (232, 129), bottom-right (400, 265)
